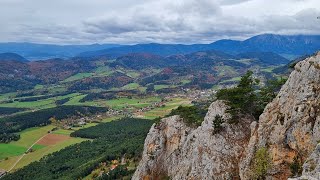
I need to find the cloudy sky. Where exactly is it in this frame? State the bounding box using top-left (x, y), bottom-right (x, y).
top-left (0, 0), bottom-right (319, 44)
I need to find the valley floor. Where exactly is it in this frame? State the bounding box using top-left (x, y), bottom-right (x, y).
top-left (0, 97), bottom-right (191, 173)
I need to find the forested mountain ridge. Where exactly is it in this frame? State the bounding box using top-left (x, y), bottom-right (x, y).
top-left (0, 34), bottom-right (318, 61)
top-left (0, 43), bottom-right (121, 60)
top-left (79, 34), bottom-right (320, 59)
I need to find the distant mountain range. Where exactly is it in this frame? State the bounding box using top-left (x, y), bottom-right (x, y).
top-left (78, 34), bottom-right (320, 59)
top-left (0, 43), bottom-right (121, 60)
top-left (110, 50), bottom-right (289, 71)
top-left (0, 34), bottom-right (319, 60)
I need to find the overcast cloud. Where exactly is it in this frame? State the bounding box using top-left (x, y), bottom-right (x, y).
top-left (0, 0), bottom-right (319, 44)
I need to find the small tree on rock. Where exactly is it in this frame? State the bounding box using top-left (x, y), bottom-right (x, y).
top-left (212, 115), bottom-right (224, 134)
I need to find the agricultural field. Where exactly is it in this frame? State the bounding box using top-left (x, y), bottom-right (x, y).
top-left (0, 93), bottom-right (17, 102)
top-left (3, 118), bottom-right (154, 179)
top-left (215, 65), bottom-right (237, 77)
top-left (0, 144), bottom-right (26, 160)
top-left (0, 124), bottom-right (97, 171)
top-left (154, 84), bottom-right (170, 90)
top-left (62, 73), bottom-right (95, 82)
top-left (0, 93), bottom-right (81, 110)
top-left (0, 61), bottom-right (201, 174)
top-left (0, 114), bottom-right (127, 172)
top-left (261, 66), bottom-right (277, 73)
top-left (12, 137), bottom-right (84, 170)
top-left (139, 98), bottom-right (191, 119)
top-left (220, 76), bottom-right (242, 83)
top-left (120, 82), bottom-right (148, 93)
top-left (104, 96), bottom-right (162, 110)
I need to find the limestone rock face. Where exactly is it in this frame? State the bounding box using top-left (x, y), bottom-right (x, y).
top-left (288, 144), bottom-right (320, 180)
top-left (132, 100), bottom-right (254, 180)
top-left (240, 52), bottom-right (320, 179)
top-left (300, 144), bottom-right (320, 179)
top-left (133, 52), bottom-right (320, 180)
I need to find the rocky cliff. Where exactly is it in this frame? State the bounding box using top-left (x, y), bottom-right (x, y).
top-left (240, 52), bottom-right (320, 179)
top-left (133, 52), bottom-right (320, 180)
top-left (133, 101), bottom-right (254, 179)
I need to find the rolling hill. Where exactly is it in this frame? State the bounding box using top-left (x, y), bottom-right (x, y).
top-left (0, 49), bottom-right (289, 94)
top-left (0, 53), bottom-right (28, 62)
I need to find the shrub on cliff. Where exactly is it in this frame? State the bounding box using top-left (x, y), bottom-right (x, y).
top-left (252, 147), bottom-right (271, 179)
top-left (216, 71), bottom-right (286, 121)
top-left (169, 105), bottom-right (207, 127)
top-left (216, 71), bottom-right (259, 121)
top-left (212, 115), bottom-right (224, 134)
top-left (289, 156), bottom-right (303, 177)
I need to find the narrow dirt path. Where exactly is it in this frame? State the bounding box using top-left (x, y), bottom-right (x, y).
top-left (7, 133), bottom-right (50, 172)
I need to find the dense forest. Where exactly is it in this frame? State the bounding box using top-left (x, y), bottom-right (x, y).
top-left (67, 74), bottom-right (133, 91)
top-left (0, 105), bottom-right (107, 142)
top-left (15, 92), bottom-right (70, 102)
top-left (3, 118), bottom-right (153, 180)
top-left (79, 92), bottom-right (116, 102)
top-left (71, 118), bottom-right (153, 139)
top-left (0, 107), bottom-right (27, 116)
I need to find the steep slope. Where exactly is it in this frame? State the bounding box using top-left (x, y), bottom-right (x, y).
top-left (133, 101), bottom-right (254, 179)
top-left (240, 51), bottom-right (320, 179)
top-left (134, 52), bottom-right (320, 179)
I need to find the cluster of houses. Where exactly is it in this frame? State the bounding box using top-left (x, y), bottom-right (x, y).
top-left (134, 101), bottom-right (166, 114)
top-left (166, 88), bottom-right (216, 102)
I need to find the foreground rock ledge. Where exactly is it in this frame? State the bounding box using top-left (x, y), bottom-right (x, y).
top-left (133, 100), bottom-right (254, 179)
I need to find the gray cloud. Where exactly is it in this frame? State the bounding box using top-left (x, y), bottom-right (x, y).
top-left (0, 0), bottom-right (319, 44)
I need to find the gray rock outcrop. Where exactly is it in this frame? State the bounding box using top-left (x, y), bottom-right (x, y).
top-left (133, 100), bottom-right (254, 180)
top-left (240, 52), bottom-right (320, 179)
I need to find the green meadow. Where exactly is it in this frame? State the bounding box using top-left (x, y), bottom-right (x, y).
top-left (0, 144), bottom-right (27, 159)
top-left (63, 73), bottom-right (94, 82)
